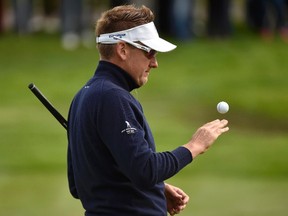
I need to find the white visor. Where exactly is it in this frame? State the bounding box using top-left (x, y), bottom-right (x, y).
top-left (96, 22), bottom-right (176, 52)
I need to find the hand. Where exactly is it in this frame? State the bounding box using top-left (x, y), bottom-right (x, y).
top-left (165, 183), bottom-right (189, 216)
top-left (184, 119), bottom-right (229, 158)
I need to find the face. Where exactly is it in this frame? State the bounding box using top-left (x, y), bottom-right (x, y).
top-left (124, 44), bottom-right (158, 87)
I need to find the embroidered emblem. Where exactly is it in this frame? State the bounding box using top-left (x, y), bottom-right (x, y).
top-left (121, 121), bottom-right (137, 134)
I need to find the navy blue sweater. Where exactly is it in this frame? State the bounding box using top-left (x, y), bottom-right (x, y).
top-left (67, 61), bottom-right (193, 216)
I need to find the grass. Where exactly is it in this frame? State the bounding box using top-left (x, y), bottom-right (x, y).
top-left (0, 31), bottom-right (288, 215)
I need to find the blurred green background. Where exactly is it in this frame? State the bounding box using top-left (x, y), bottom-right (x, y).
top-left (1, 32), bottom-right (288, 216)
top-left (1, 1), bottom-right (288, 216)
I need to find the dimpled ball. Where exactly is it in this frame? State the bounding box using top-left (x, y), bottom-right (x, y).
top-left (217, 101), bottom-right (229, 114)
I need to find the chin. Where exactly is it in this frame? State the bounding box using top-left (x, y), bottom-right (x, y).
top-left (142, 78), bottom-right (149, 85)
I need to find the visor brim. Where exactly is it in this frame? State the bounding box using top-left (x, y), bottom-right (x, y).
top-left (141, 38), bottom-right (176, 52)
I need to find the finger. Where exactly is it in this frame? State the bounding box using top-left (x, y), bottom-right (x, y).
top-left (179, 204), bottom-right (187, 211)
top-left (219, 119), bottom-right (228, 127)
top-left (210, 119), bottom-right (228, 129)
top-left (174, 188), bottom-right (187, 197)
top-left (220, 126), bottom-right (229, 133)
top-left (169, 209), bottom-right (175, 216)
top-left (174, 207), bottom-right (182, 214)
top-left (205, 119), bottom-right (221, 127)
top-left (211, 122), bottom-right (229, 135)
top-left (181, 194), bottom-right (189, 204)
top-left (176, 193), bottom-right (189, 205)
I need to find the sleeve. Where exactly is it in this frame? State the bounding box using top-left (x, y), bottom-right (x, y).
top-left (98, 89), bottom-right (192, 189)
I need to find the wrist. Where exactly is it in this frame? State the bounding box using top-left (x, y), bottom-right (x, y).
top-left (183, 143), bottom-right (202, 159)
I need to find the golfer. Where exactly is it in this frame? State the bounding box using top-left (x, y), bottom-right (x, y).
top-left (67, 5), bottom-right (229, 216)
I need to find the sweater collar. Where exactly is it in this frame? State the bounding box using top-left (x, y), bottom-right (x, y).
top-left (94, 61), bottom-right (139, 91)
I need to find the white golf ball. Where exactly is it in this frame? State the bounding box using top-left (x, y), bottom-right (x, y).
top-left (217, 101), bottom-right (229, 114)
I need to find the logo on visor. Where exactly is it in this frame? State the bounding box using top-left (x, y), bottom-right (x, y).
top-left (109, 33), bottom-right (126, 39)
top-left (121, 121), bottom-right (137, 134)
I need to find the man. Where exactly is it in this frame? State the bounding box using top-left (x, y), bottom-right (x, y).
top-left (67, 5), bottom-right (229, 216)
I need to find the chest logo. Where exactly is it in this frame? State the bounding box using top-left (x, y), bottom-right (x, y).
top-left (121, 121), bottom-right (137, 134)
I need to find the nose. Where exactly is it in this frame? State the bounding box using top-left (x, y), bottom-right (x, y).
top-left (149, 57), bottom-right (158, 68)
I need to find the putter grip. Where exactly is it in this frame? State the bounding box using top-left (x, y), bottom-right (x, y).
top-left (28, 83), bottom-right (68, 130)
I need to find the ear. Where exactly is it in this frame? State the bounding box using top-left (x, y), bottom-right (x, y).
top-left (115, 42), bottom-right (129, 60)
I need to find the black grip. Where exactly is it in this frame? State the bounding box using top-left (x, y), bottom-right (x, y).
top-left (28, 83), bottom-right (68, 130)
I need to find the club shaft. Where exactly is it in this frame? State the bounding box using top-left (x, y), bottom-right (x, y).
top-left (28, 83), bottom-right (68, 130)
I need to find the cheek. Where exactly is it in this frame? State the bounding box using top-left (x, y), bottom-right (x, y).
top-left (126, 53), bottom-right (150, 85)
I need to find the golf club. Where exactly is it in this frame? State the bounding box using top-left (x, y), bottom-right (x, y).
top-left (28, 83), bottom-right (68, 130)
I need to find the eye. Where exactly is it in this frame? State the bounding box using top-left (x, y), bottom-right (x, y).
top-left (146, 50), bottom-right (157, 59)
